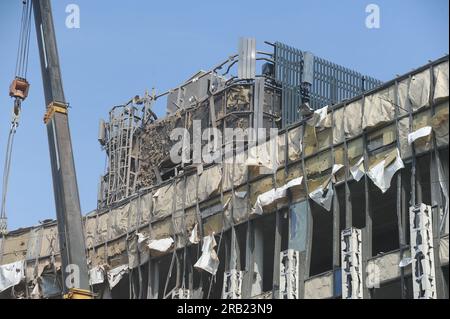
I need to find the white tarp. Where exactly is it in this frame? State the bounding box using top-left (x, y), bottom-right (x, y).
top-left (344, 100), bottom-right (363, 138)
top-left (107, 265), bottom-right (128, 289)
top-left (137, 232), bottom-right (148, 251)
top-left (223, 154), bottom-right (248, 191)
top-left (350, 157), bottom-right (365, 182)
top-left (0, 260), bottom-right (25, 293)
top-left (198, 166), bottom-right (222, 202)
top-left (234, 191), bottom-right (248, 223)
top-left (407, 126), bottom-right (432, 145)
top-left (148, 237), bottom-right (174, 254)
top-left (109, 203), bottom-right (130, 240)
top-left (252, 177), bottom-right (303, 215)
top-left (194, 235), bottom-right (220, 275)
top-left (433, 61), bottom-right (449, 103)
top-left (331, 164), bottom-right (344, 180)
top-left (432, 103), bottom-right (449, 148)
top-left (399, 257), bottom-right (414, 268)
top-left (288, 127), bottom-right (302, 161)
top-left (398, 117), bottom-right (413, 159)
top-left (437, 154), bottom-right (449, 234)
top-left (128, 233), bottom-right (149, 269)
top-left (367, 149), bottom-right (404, 193)
top-left (224, 191), bottom-right (248, 224)
top-left (409, 69), bottom-right (431, 111)
top-left (189, 224), bottom-right (200, 244)
top-left (397, 78), bottom-right (410, 116)
top-left (363, 88), bottom-right (395, 129)
top-left (247, 139), bottom-right (279, 173)
top-left (308, 106), bottom-right (331, 129)
top-left (309, 180), bottom-right (333, 212)
top-left (137, 233), bottom-right (146, 243)
top-left (89, 266), bottom-right (105, 286)
top-left (333, 107), bottom-right (345, 144)
top-left (308, 165), bottom-right (343, 211)
top-left (152, 184), bottom-right (174, 219)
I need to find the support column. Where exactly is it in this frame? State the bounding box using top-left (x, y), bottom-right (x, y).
top-left (251, 221), bottom-right (264, 296)
top-left (430, 153), bottom-right (449, 299)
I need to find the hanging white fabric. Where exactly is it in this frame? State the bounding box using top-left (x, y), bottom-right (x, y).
top-left (307, 105), bottom-right (330, 128)
top-left (89, 265), bottom-right (105, 286)
top-left (408, 126), bottom-right (432, 145)
top-left (350, 157), bottom-right (365, 182)
top-left (148, 237), bottom-right (174, 254)
top-left (252, 177), bottom-right (303, 215)
top-left (367, 149), bottom-right (404, 193)
top-left (189, 224), bottom-right (200, 245)
top-left (194, 234), bottom-right (220, 275)
top-left (0, 260), bottom-right (25, 293)
top-left (107, 265), bottom-right (128, 289)
top-left (309, 180), bottom-right (334, 212)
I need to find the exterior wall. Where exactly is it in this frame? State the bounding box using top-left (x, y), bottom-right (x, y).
top-left (0, 56), bottom-right (448, 299)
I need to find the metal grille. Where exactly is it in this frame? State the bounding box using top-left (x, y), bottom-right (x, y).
top-left (274, 41), bottom-right (383, 127)
top-left (311, 56), bottom-right (382, 109)
top-left (274, 42), bottom-right (303, 127)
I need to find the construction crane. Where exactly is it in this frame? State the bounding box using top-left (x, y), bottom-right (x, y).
top-left (1, 0), bottom-right (92, 299)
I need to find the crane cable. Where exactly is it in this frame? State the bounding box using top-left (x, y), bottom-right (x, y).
top-left (0, 0), bottom-right (33, 236)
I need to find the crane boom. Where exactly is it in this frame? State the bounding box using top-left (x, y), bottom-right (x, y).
top-left (32, 0), bottom-right (90, 295)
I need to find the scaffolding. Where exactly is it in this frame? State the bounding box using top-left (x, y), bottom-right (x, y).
top-left (98, 102), bottom-right (141, 207)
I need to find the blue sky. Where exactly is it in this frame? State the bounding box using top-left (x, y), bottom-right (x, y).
top-left (0, 0), bottom-right (448, 230)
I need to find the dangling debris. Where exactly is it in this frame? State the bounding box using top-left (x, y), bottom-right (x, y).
top-left (0, 260), bottom-right (25, 293)
top-left (407, 126), bottom-right (432, 145)
top-left (107, 265), bottom-right (128, 289)
top-left (252, 177), bottom-right (303, 215)
top-left (89, 266), bottom-right (105, 286)
top-left (194, 234), bottom-right (220, 275)
top-left (367, 149), bottom-right (404, 193)
top-left (189, 224), bottom-right (200, 244)
top-left (148, 237), bottom-right (174, 256)
top-left (309, 180), bottom-right (333, 212)
top-left (350, 157), bottom-right (365, 182)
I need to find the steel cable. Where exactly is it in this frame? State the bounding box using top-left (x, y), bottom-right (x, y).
top-left (1, 1), bottom-right (33, 235)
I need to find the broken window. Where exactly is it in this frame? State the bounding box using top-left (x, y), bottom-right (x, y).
top-left (156, 253), bottom-right (176, 299)
top-left (235, 223), bottom-right (247, 272)
top-left (416, 154), bottom-right (432, 206)
top-left (200, 233), bottom-right (226, 299)
top-left (336, 184), bottom-right (346, 235)
top-left (111, 273), bottom-right (130, 299)
top-left (310, 200), bottom-right (333, 276)
top-left (370, 180), bottom-right (400, 256)
top-left (349, 180), bottom-right (366, 229)
top-left (371, 276), bottom-right (413, 299)
top-left (246, 213), bottom-right (286, 296)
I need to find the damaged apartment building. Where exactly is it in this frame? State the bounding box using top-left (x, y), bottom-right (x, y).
top-left (0, 39), bottom-right (448, 299)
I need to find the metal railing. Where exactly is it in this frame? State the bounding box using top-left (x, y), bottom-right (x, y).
top-left (274, 41), bottom-right (383, 127)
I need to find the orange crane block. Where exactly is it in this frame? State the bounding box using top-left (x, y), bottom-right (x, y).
top-left (9, 77), bottom-right (30, 100)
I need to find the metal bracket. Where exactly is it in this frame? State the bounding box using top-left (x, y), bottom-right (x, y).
top-left (44, 101), bottom-right (68, 124)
